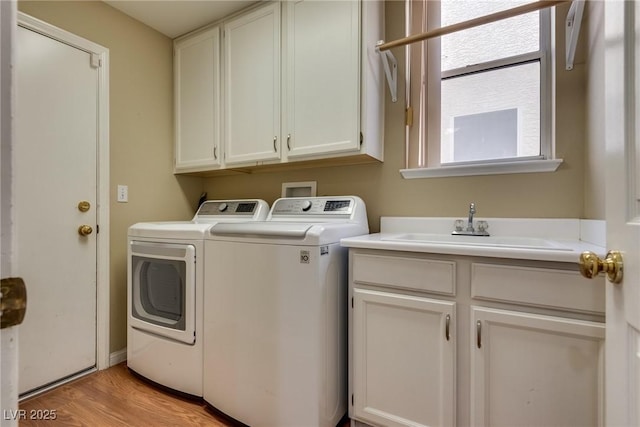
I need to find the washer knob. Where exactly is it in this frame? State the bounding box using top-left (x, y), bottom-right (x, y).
top-left (301, 200), bottom-right (312, 212)
top-left (218, 203), bottom-right (228, 212)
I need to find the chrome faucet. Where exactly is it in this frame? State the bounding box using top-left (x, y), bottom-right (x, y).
top-left (452, 202), bottom-right (489, 236)
top-left (467, 203), bottom-right (476, 232)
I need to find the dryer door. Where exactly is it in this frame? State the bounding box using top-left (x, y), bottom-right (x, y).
top-left (128, 241), bottom-right (196, 344)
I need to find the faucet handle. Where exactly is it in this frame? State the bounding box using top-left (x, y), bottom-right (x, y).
top-left (477, 220), bottom-right (489, 233)
top-left (454, 219), bottom-right (465, 232)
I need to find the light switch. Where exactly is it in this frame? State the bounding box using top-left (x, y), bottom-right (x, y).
top-left (117, 185), bottom-right (128, 203)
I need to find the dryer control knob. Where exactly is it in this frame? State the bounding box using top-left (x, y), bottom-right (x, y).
top-left (301, 200), bottom-right (312, 212)
top-left (218, 203), bottom-right (228, 212)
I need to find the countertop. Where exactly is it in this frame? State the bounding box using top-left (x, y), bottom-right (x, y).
top-left (340, 217), bottom-right (606, 263)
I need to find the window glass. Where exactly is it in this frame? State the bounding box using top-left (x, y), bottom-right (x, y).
top-left (441, 0), bottom-right (539, 71)
top-left (441, 62), bottom-right (540, 163)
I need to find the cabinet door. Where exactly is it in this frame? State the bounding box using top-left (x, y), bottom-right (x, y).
top-left (471, 307), bottom-right (605, 427)
top-left (174, 27), bottom-right (221, 171)
top-left (352, 288), bottom-right (455, 427)
top-left (224, 2), bottom-right (281, 165)
top-left (284, 0), bottom-right (360, 159)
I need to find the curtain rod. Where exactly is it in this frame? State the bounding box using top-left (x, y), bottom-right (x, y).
top-left (377, 0), bottom-right (571, 52)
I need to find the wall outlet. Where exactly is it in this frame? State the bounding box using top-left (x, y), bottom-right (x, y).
top-left (117, 185), bottom-right (128, 203)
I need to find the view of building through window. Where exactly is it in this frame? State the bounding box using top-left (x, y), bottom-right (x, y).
top-left (439, 0), bottom-right (543, 164)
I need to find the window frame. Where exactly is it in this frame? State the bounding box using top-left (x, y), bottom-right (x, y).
top-left (401, 0), bottom-right (562, 179)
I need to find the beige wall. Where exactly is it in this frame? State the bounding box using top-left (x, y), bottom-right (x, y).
top-left (203, 1), bottom-right (600, 232)
top-left (17, 1), bottom-right (203, 353)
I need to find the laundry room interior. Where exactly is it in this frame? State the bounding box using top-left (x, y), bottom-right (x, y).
top-left (3, 0), bottom-right (632, 426)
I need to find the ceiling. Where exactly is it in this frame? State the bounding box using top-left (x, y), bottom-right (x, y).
top-left (103, 0), bottom-right (258, 39)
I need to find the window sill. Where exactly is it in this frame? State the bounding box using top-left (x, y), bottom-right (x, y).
top-left (400, 159), bottom-right (563, 179)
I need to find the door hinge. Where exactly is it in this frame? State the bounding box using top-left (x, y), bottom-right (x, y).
top-left (405, 106), bottom-right (414, 127)
top-left (1, 277), bottom-right (27, 329)
top-left (90, 53), bottom-right (101, 69)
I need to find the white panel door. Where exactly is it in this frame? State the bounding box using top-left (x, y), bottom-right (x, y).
top-left (604, 1), bottom-right (640, 424)
top-left (15, 25), bottom-right (97, 395)
top-left (352, 288), bottom-right (455, 427)
top-left (284, 0), bottom-right (361, 159)
top-left (1, 0), bottom-right (18, 423)
top-left (470, 307), bottom-right (604, 427)
top-left (223, 2), bottom-right (281, 165)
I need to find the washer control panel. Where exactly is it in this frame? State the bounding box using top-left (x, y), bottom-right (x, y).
top-left (271, 197), bottom-right (355, 216)
top-left (196, 200), bottom-right (263, 217)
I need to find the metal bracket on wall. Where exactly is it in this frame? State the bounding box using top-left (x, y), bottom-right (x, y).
top-left (376, 40), bottom-right (398, 103)
top-left (565, 0), bottom-right (585, 71)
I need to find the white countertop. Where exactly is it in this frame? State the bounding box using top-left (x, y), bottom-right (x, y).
top-left (341, 217), bottom-right (606, 263)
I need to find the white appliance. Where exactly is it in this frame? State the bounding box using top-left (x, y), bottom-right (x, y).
top-left (127, 199), bottom-right (269, 397)
top-left (203, 196), bottom-right (369, 427)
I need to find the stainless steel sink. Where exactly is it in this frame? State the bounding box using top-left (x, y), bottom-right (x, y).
top-left (380, 233), bottom-right (572, 251)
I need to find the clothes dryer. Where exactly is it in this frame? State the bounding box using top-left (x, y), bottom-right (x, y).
top-left (127, 199), bottom-right (268, 397)
top-left (203, 196), bottom-right (368, 426)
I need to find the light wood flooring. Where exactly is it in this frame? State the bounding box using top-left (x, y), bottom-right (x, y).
top-left (19, 363), bottom-right (351, 426)
top-left (19, 363), bottom-right (243, 426)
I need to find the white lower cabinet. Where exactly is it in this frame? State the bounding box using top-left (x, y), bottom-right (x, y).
top-left (348, 250), bottom-right (605, 427)
top-left (471, 307), bottom-right (605, 427)
top-left (352, 289), bottom-right (455, 427)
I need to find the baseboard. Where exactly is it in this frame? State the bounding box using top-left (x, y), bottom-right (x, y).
top-left (109, 348), bottom-right (127, 367)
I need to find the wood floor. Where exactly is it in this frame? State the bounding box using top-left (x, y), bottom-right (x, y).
top-left (19, 363), bottom-right (242, 426)
top-left (19, 363), bottom-right (351, 426)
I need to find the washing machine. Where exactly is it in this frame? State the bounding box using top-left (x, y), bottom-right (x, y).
top-left (203, 196), bottom-right (369, 426)
top-left (127, 199), bottom-right (269, 397)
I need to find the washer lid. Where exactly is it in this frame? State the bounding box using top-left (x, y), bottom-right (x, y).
top-left (209, 222), bottom-right (313, 238)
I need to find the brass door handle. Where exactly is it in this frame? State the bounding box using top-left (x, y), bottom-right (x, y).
top-left (1, 277), bottom-right (27, 329)
top-left (78, 225), bottom-right (93, 236)
top-left (579, 250), bottom-right (623, 284)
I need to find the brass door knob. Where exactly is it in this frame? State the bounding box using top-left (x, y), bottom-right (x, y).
top-left (579, 250), bottom-right (623, 284)
top-left (78, 225), bottom-right (93, 236)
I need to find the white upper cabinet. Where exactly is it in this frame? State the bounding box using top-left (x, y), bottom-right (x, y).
top-left (283, 0), bottom-right (360, 159)
top-left (223, 2), bottom-right (281, 165)
top-left (174, 26), bottom-right (221, 172)
top-left (173, 0), bottom-right (384, 173)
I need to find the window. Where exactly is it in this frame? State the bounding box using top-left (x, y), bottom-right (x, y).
top-left (402, 0), bottom-right (562, 178)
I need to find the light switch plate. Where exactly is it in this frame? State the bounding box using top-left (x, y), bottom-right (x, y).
top-left (117, 185), bottom-right (128, 203)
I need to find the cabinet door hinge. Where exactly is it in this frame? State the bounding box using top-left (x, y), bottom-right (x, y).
top-left (90, 53), bottom-right (101, 69)
top-left (406, 106), bottom-right (414, 127)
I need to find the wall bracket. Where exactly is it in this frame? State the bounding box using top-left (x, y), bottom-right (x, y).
top-left (565, 0), bottom-right (585, 71)
top-left (376, 40), bottom-right (398, 103)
